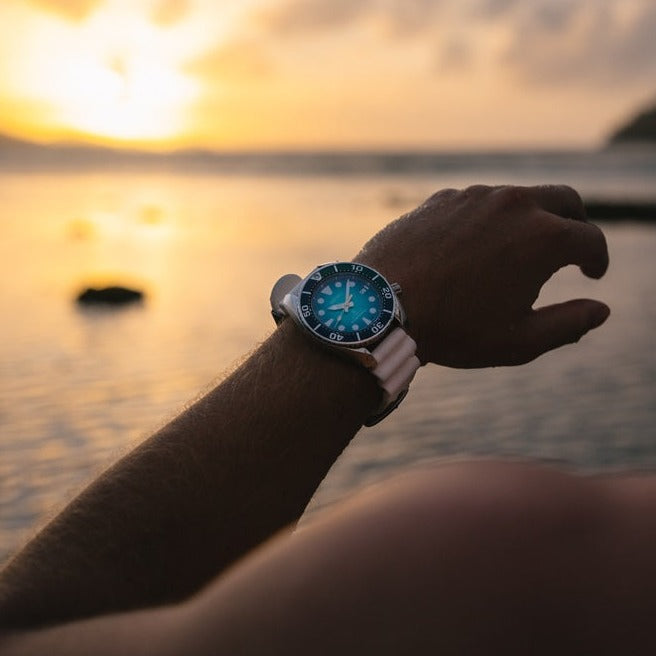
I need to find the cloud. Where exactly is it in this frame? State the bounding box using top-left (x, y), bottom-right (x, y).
top-left (503, 1), bottom-right (656, 88)
top-left (470, 0), bottom-right (519, 19)
top-left (26, 0), bottom-right (102, 22)
top-left (374, 0), bottom-right (447, 36)
top-left (257, 0), bottom-right (373, 35)
top-left (436, 35), bottom-right (473, 71)
top-left (257, 0), bottom-right (456, 37)
top-left (604, 4), bottom-right (656, 81)
top-left (185, 39), bottom-right (273, 84)
top-left (150, 0), bottom-right (192, 27)
top-left (251, 0), bottom-right (656, 93)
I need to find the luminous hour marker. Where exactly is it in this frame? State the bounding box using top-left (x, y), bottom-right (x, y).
top-left (317, 297), bottom-right (325, 304)
top-left (369, 308), bottom-right (376, 314)
top-left (338, 325), bottom-right (345, 331)
top-left (321, 287), bottom-right (333, 295)
top-left (318, 310), bottom-right (325, 316)
top-left (352, 324), bottom-right (359, 331)
top-left (335, 281), bottom-right (342, 288)
top-left (368, 296), bottom-right (375, 302)
top-left (325, 318), bottom-right (334, 327)
top-left (363, 317), bottom-right (371, 325)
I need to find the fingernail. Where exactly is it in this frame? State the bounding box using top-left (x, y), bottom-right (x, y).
top-left (590, 304), bottom-right (610, 328)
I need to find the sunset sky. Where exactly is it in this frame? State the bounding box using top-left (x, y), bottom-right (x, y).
top-left (1, 0), bottom-right (656, 151)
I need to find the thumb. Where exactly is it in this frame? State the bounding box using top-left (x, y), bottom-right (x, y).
top-left (515, 299), bottom-right (610, 362)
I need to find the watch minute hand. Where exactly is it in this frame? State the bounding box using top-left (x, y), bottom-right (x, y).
top-left (343, 280), bottom-right (352, 313)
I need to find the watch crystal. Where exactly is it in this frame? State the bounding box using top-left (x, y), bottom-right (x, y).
top-left (297, 263), bottom-right (395, 346)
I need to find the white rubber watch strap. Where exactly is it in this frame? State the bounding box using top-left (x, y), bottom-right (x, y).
top-left (366, 327), bottom-right (420, 424)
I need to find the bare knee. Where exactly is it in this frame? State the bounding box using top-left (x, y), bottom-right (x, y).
top-left (355, 460), bottom-right (656, 653)
top-left (186, 461), bottom-right (616, 655)
top-left (350, 461), bottom-right (609, 649)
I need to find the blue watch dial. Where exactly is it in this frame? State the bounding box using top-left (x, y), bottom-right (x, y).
top-left (297, 263), bottom-right (396, 346)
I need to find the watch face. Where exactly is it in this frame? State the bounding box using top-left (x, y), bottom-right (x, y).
top-left (297, 262), bottom-right (396, 346)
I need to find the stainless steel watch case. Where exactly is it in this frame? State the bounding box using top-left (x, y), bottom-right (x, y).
top-left (270, 263), bottom-right (419, 426)
top-left (270, 265), bottom-right (406, 370)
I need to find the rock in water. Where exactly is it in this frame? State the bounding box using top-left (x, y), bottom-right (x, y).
top-left (76, 286), bottom-right (144, 307)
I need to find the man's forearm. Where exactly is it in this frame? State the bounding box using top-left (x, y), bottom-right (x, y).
top-left (0, 321), bottom-right (381, 628)
top-left (0, 184), bottom-right (611, 632)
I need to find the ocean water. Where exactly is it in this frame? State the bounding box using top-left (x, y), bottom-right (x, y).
top-left (1, 149), bottom-right (655, 563)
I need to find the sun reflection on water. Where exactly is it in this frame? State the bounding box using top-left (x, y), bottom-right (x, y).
top-left (1, 170), bottom-right (655, 562)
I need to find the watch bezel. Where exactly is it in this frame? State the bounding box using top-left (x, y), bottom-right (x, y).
top-left (295, 262), bottom-right (397, 348)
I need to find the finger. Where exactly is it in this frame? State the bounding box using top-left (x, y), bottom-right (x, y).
top-left (527, 185), bottom-right (587, 221)
top-left (546, 214), bottom-right (610, 279)
top-left (514, 300), bottom-right (610, 363)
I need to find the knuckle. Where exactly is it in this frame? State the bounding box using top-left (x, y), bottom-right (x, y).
top-left (540, 184), bottom-right (586, 219)
top-left (546, 216), bottom-right (574, 242)
top-left (491, 186), bottom-right (529, 210)
top-left (423, 187), bottom-right (459, 207)
top-left (463, 184), bottom-right (494, 198)
top-left (550, 183), bottom-right (583, 206)
top-left (589, 221), bottom-right (608, 248)
top-left (540, 212), bottom-right (584, 248)
top-left (485, 185), bottom-right (542, 216)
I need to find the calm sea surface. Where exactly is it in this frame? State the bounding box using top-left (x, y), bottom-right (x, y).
top-left (1, 150), bottom-right (655, 563)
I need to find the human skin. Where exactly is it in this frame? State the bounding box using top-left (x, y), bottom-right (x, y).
top-left (0, 185), bottom-right (615, 653)
top-left (4, 461), bottom-right (656, 655)
top-left (356, 184), bottom-right (608, 366)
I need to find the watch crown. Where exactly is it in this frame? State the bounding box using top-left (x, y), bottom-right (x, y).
top-left (391, 282), bottom-right (402, 295)
top-left (270, 273), bottom-right (302, 325)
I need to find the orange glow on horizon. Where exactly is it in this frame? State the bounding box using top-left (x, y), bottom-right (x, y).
top-left (0, 0), bottom-right (651, 151)
top-left (50, 53), bottom-right (197, 142)
top-left (0, 1), bottom-right (213, 148)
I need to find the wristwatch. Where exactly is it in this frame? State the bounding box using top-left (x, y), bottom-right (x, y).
top-left (270, 262), bottom-right (420, 426)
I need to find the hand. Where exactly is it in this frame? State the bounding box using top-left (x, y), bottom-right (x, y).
top-left (355, 185), bottom-right (609, 367)
top-left (326, 280), bottom-right (353, 316)
top-left (343, 280), bottom-right (353, 313)
top-left (327, 280), bottom-right (354, 312)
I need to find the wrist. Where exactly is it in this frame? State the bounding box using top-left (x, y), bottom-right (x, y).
top-left (352, 253), bottom-right (428, 364)
top-left (270, 262), bottom-right (420, 424)
top-left (274, 320), bottom-right (383, 427)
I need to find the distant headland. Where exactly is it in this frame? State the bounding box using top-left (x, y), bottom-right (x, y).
top-left (1, 127), bottom-right (656, 222)
top-left (608, 102), bottom-right (656, 144)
